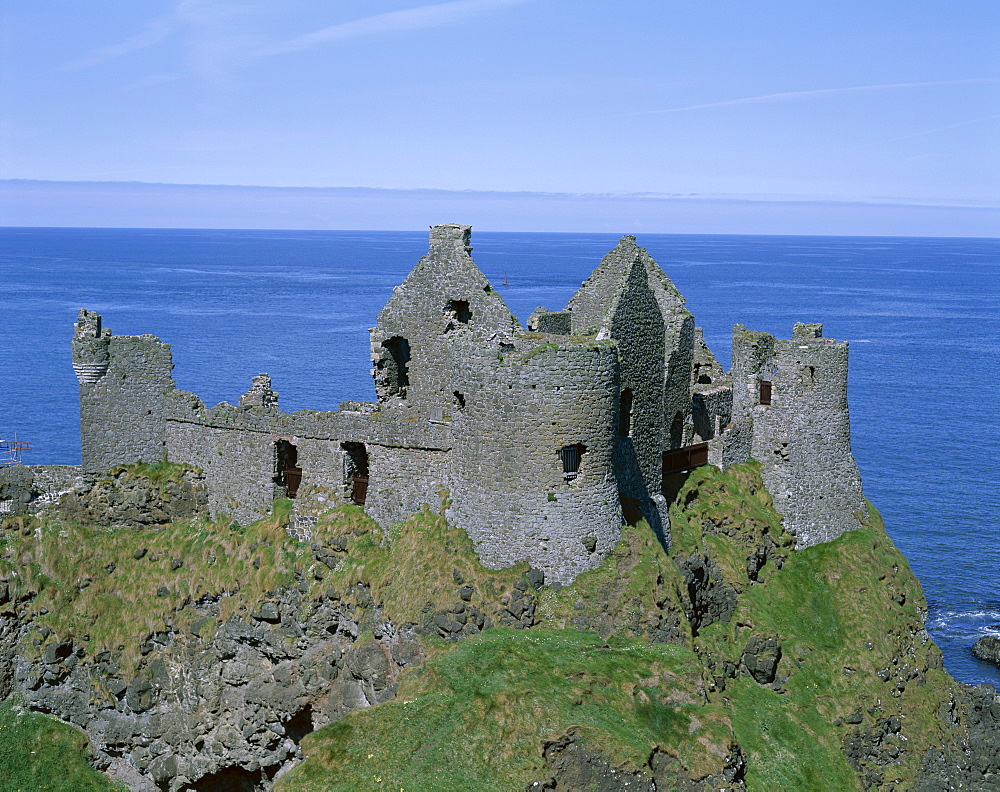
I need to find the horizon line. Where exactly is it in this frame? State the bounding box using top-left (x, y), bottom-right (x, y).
top-left (3, 177), bottom-right (996, 212)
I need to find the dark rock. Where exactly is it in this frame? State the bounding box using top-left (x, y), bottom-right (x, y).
top-left (126, 677), bottom-right (155, 713)
top-left (458, 585), bottom-right (474, 601)
top-left (133, 547), bottom-right (147, 559)
top-left (156, 586), bottom-right (170, 597)
top-left (529, 731), bottom-right (746, 791)
top-left (972, 635), bottom-right (1000, 666)
top-left (526, 569), bottom-right (545, 590)
top-left (741, 633), bottom-right (782, 684)
top-left (42, 641), bottom-right (74, 665)
top-left (253, 602), bottom-right (281, 623)
top-left (677, 553), bottom-right (737, 635)
top-left (171, 558), bottom-right (183, 570)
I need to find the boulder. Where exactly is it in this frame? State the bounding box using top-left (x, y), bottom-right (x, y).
top-left (972, 635), bottom-right (1000, 666)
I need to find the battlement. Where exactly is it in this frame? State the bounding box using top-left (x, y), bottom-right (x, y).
top-left (74, 225), bottom-right (865, 581)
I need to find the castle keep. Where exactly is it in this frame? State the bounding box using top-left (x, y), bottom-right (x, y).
top-left (70, 225), bottom-right (865, 583)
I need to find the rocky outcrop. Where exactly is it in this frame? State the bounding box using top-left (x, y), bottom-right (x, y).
top-left (526, 731), bottom-right (747, 791)
top-left (972, 635), bottom-right (1000, 667)
top-left (677, 553), bottom-right (737, 635)
top-left (58, 467), bottom-right (207, 528)
top-left (14, 585), bottom-right (422, 792)
top-left (740, 633), bottom-right (782, 685)
top-left (914, 683), bottom-right (1000, 790)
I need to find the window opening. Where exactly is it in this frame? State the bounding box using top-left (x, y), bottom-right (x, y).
top-left (453, 390), bottom-right (466, 409)
top-left (274, 440), bottom-right (301, 498)
top-left (759, 380), bottom-right (772, 405)
top-left (669, 412), bottom-right (685, 448)
top-left (445, 300), bottom-right (471, 326)
top-left (559, 444), bottom-right (587, 480)
top-left (341, 442), bottom-right (369, 506)
top-left (380, 337), bottom-right (410, 398)
top-left (618, 388), bottom-right (633, 436)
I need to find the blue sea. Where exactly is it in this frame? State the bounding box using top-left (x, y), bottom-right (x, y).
top-left (1, 227), bottom-right (998, 685)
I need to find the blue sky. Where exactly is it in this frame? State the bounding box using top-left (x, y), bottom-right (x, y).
top-left (1, 1), bottom-right (997, 233)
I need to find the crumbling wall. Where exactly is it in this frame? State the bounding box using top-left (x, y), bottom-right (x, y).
top-left (725, 323), bottom-right (864, 546)
top-left (370, 224), bottom-right (521, 408)
top-left (74, 310), bottom-right (175, 476)
top-left (1, 466), bottom-right (87, 517)
top-left (566, 235), bottom-right (695, 484)
top-left (163, 384), bottom-right (453, 528)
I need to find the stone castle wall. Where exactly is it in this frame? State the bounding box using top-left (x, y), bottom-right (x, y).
top-left (74, 310), bottom-right (175, 476)
top-left (70, 226), bottom-right (866, 583)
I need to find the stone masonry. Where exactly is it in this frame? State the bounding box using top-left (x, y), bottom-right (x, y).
top-left (71, 225), bottom-right (866, 582)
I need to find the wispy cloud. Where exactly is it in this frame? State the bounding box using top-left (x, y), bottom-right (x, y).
top-left (262, 0), bottom-right (534, 57)
top-left (56, 0), bottom-right (534, 78)
top-left (609, 78), bottom-right (1000, 118)
top-left (56, 17), bottom-right (178, 72)
top-left (861, 114), bottom-right (1000, 147)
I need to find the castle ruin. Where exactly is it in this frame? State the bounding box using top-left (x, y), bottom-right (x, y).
top-left (69, 225), bottom-right (865, 583)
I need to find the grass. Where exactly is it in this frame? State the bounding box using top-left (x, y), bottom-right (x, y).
top-left (0, 698), bottom-right (125, 792)
top-left (277, 628), bottom-right (734, 792)
top-left (1, 501), bottom-right (301, 673)
top-left (103, 459), bottom-right (193, 485)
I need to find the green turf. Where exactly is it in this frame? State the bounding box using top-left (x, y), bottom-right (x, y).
top-left (0, 698), bottom-right (124, 792)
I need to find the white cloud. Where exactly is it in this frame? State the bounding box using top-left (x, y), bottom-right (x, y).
top-left (263, 0), bottom-right (534, 57)
top-left (56, 16), bottom-right (178, 73)
top-left (56, 0), bottom-right (536, 79)
top-left (610, 78), bottom-right (1000, 118)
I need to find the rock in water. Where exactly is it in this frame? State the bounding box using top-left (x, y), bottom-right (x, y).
top-left (972, 635), bottom-right (1000, 666)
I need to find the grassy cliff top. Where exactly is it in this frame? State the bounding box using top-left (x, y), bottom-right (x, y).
top-left (0, 462), bottom-right (969, 791)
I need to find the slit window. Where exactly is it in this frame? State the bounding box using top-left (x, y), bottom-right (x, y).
top-left (618, 388), bottom-right (633, 436)
top-left (453, 390), bottom-right (466, 409)
top-left (759, 380), bottom-right (772, 405)
top-left (559, 444), bottom-right (587, 480)
top-left (669, 411), bottom-right (685, 448)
